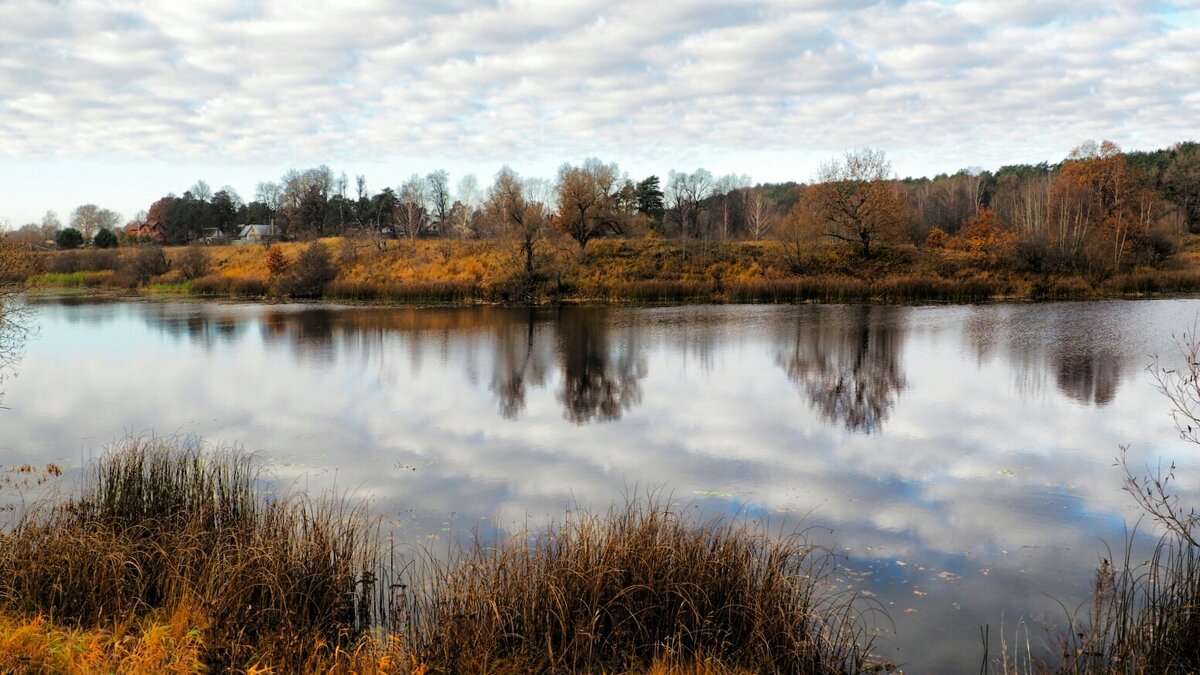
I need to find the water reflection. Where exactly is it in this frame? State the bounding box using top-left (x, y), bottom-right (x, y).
top-left (962, 304), bottom-right (1127, 407)
top-left (145, 305), bottom-right (649, 423)
top-left (0, 295), bottom-right (33, 408)
top-left (776, 306), bottom-right (907, 433)
top-left (11, 297), bottom-right (1200, 673)
top-left (491, 310), bottom-right (549, 419)
top-left (556, 309), bottom-right (646, 424)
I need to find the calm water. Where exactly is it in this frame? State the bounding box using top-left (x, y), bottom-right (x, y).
top-left (3, 298), bottom-right (1198, 672)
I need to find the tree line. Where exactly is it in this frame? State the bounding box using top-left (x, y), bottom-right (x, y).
top-left (6, 140), bottom-right (1198, 277)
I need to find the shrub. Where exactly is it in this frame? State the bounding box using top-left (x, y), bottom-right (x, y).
top-left (176, 246), bottom-right (209, 281)
top-left (273, 241), bottom-right (336, 298)
top-left (125, 245), bottom-right (171, 285)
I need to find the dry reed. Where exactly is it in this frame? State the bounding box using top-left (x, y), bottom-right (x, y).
top-left (401, 498), bottom-right (881, 674)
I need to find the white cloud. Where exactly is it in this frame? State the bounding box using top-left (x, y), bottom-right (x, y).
top-left (0, 0), bottom-right (1197, 223)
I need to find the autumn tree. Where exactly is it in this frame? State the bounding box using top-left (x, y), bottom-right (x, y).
top-left (1048, 140), bottom-right (1171, 273)
top-left (947, 207), bottom-right (1016, 266)
top-left (265, 246), bottom-right (288, 278)
top-left (486, 167), bottom-right (549, 283)
top-left (555, 158), bottom-right (623, 249)
top-left (0, 232), bottom-right (34, 385)
top-left (808, 148), bottom-right (906, 257)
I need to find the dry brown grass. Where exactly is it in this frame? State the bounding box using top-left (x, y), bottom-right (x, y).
top-left (401, 498), bottom-right (881, 674)
top-left (29, 237), bottom-right (1200, 303)
top-left (0, 439), bottom-right (884, 674)
top-left (0, 435), bottom-right (384, 672)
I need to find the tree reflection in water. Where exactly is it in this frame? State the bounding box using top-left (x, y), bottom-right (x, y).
top-left (776, 306), bottom-right (907, 434)
top-left (490, 310), bottom-right (549, 419)
top-left (962, 306), bottom-right (1126, 408)
top-left (555, 308), bottom-right (647, 424)
top-left (130, 303), bottom-right (653, 423)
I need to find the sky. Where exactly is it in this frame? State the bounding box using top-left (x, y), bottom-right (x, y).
top-left (1, 0), bottom-right (1198, 227)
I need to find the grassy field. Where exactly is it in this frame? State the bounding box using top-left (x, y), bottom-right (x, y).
top-left (24, 235), bottom-right (1200, 304)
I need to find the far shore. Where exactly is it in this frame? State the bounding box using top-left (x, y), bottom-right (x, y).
top-left (25, 235), bottom-right (1200, 306)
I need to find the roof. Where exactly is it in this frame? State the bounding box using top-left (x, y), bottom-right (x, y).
top-left (238, 224), bottom-right (277, 238)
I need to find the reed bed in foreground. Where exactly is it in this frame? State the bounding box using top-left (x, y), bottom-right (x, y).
top-left (0, 436), bottom-right (383, 671)
top-left (0, 438), bottom-right (881, 673)
top-left (403, 500), bottom-right (881, 674)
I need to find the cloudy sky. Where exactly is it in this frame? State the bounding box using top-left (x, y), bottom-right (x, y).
top-left (1, 0), bottom-right (1197, 227)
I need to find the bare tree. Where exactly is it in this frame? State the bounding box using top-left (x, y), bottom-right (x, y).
top-left (486, 167), bottom-right (548, 280)
top-left (666, 169), bottom-right (714, 238)
top-left (426, 170), bottom-right (451, 236)
top-left (189, 180), bottom-right (213, 202)
top-left (743, 186), bottom-right (775, 240)
top-left (457, 174), bottom-right (482, 209)
top-left (69, 204), bottom-right (122, 242)
top-left (1123, 326), bottom-right (1200, 547)
top-left (255, 181), bottom-right (283, 228)
top-left (395, 174), bottom-right (429, 240)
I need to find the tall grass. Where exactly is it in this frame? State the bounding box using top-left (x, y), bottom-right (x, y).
top-left (1066, 534), bottom-right (1200, 673)
top-left (402, 499), bottom-right (881, 674)
top-left (1100, 269), bottom-right (1200, 295)
top-left (325, 278), bottom-right (479, 303)
top-left (0, 438), bottom-right (882, 673)
top-left (0, 435), bottom-right (383, 671)
top-left (189, 273), bottom-right (269, 298)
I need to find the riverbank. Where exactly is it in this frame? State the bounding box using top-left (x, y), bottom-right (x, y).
top-left (25, 236), bottom-right (1200, 305)
top-left (0, 437), bottom-right (882, 674)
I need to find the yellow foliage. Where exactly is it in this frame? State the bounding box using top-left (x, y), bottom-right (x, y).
top-left (0, 611), bottom-right (205, 674)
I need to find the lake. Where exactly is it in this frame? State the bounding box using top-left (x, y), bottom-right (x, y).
top-left (3, 297), bottom-right (1197, 672)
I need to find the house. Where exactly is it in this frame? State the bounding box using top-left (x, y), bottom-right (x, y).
top-left (235, 223), bottom-right (282, 245)
top-left (202, 228), bottom-right (230, 245)
top-left (126, 220), bottom-right (167, 244)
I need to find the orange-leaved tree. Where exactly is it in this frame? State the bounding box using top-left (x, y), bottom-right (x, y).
top-left (808, 148), bottom-right (907, 257)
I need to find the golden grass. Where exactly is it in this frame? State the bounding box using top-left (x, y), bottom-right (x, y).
top-left (30, 236), bottom-right (1200, 304)
top-left (0, 610), bottom-right (205, 674)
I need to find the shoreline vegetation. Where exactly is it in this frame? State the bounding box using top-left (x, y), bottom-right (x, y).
top-left (19, 235), bottom-right (1200, 306)
top-left (7, 141), bottom-right (1200, 306)
top-left (0, 437), bottom-right (883, 674)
